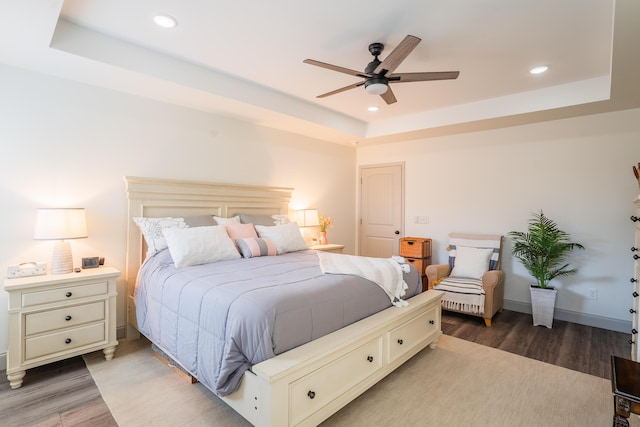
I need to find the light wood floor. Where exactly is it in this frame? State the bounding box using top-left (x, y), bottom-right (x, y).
top-left (0, 309), bottom-right (632, 426)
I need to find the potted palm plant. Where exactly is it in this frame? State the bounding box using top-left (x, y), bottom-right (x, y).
top-left (508, 210), bottom-right (584, 328)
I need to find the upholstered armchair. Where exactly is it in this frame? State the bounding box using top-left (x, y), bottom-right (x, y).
top-left (426, 233), bottom-right (505, 327)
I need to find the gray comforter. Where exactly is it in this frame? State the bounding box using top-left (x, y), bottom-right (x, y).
top-left (135, 249), bottom-right (421, 396)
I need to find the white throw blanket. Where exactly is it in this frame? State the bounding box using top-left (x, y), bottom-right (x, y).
top-left (433, 277), bottom-right (485, 314)
top-left (317, 252), bottom-right (410, 307)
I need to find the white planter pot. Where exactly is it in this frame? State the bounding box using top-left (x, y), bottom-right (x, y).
top-left (530, 286), bottom-right (557, 328)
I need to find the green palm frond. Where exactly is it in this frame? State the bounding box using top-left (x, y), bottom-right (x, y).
top-left (508, 210), bottom-right (584, 288)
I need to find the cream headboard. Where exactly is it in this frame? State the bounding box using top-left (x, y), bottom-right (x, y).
top-left (124, 176), bottom-right (293, 338)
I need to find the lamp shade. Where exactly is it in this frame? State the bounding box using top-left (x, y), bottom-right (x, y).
top-left (34, 208), bottom-right (88, 240)
top-left (295, 209), bottom-right (320, 227)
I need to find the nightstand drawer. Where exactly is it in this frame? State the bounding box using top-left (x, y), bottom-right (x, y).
top-left (25, 322), bottom-right (106, 360)
top-left (22, 281), bottom-right (108, 307)
top-left (404, 257), bottom-right (428, 276)
top-left (25, 301), bottom-right (105, 336)
top-left (399, 238), bottom-right (431, 258)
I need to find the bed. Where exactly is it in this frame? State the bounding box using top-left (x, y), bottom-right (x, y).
top-left (124, 176), bottom-right (443, 427)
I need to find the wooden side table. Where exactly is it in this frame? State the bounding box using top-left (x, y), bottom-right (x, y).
top-left (611, 355), bottom-right (640, 426)
top-left (399, 237), bottom-right (431, 291)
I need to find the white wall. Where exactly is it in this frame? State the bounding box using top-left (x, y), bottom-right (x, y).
top-left (358, 108), bottom-right (640, 331)
top-left (0, 64), bottom-right (357, 368)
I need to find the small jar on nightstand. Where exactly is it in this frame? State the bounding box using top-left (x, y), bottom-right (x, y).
top-left (310, 244), bottom-right (345, 254)
top-left (4, 266), bottom-right (120, 389)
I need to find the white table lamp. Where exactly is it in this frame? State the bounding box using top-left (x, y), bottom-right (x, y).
top-left (34, 208), bottom-right (88, 274)
top-left (295, 209), bottom-right (320, 227)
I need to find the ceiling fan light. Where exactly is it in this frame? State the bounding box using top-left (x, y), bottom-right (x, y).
top-left (365, 82), bottom-right (388, 96)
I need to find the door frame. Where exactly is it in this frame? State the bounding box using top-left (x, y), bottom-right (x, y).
top-left (357, 162), bottom-right (405, 256)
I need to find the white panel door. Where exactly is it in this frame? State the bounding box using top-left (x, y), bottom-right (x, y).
top-left (359, 164), bottom-right (404, 257)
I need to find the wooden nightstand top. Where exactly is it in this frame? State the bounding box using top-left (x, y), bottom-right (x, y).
top-left (4, 266), bottom-right (120, 291)
top-left (309, 244), bottom-right (345, 253)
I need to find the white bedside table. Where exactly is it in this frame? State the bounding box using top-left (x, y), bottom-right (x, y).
top-left (4, 266), bottom-right (119, 389)
top-left (310, 244), bottom-right (345, 254)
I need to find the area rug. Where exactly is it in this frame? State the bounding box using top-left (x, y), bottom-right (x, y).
top-left (84, 335), bottom-right (638, 427)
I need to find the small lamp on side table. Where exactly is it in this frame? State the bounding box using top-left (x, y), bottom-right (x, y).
top-left (296, 209), bottom-right (320, 246)
top-left (34, 208), bottom-right (88, 274)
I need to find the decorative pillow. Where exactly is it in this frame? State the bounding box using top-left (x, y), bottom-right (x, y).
top-left (237, 213), bottom-right (278, 226)
top-left (450, 246), bottom-right (493, 279)
top-left (183, 215), bottom-right (217, 227)
top-left (226, 223), bottom-right (258, 240)
top-left (133, 217), bottom-right (187, 257)
top-left (271, 214), bottom-right (291, 225)
top-left (254, 222), bottom-right (308, 254)
top-left (236, 237), bottom-right (277, 258)
top-left (162, 225), bottom-right (240, 268)
top-left (213, 216), bottom-right (240, 225)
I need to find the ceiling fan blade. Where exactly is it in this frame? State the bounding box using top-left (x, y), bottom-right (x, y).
top-left (374, 35), bottom-right (421, 76)
top-left (380, 87), bottom-right (397, 105)
top-left (303, 59), bottom-right (370, 78)
top-left (389, 71), bottom-right (460, 83)
top-left (317, 81), bottom-right (365, 98)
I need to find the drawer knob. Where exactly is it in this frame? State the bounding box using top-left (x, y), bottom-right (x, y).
top-left (65, 292), bottom-right (72, 298)
top-left (629, 339), bottom-right (635, 345)
top-left (367, 355), bottom-right (374, 363)
top-left (429, 320), bottom-right (435, 325)
top-left (634, 255), bottom-right (640, 260)
top-left (633, 247), bottom-right (639, 252)
top-left (307, 390), bottom-right (315, 400)
top-left (65, 315), bottom-right (72, 321)
top-left (65, 338), bottom-right (72, 344)
top-left (397, 339), bottom-right (403, 345)
top-left (632, 278), bottom-right (638, 283)
top-left (631, 309), bottom-right (637, 314)
top-left (633, 329), bottom-right (638, 335)
top-left (634, 292), bottom-right (639, 298)
top-left (632, 216), bottom-right (640, 222)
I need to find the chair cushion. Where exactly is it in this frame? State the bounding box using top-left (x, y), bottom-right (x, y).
top-left (448, 233), bottom-right (502, 272)
top-left (450, 246), bottom-right (493, 279)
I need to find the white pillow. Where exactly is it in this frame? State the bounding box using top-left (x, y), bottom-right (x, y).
top-left (450, 246), bottom-right (493, 279)
top-left (162, 225), bottom-right (240, 267)
top-left (213, 216), bottom-right (241, 225)
top-left (254, 222), bottom-right (308, 254)
top-left (133, 217), bottom-right (187, 257)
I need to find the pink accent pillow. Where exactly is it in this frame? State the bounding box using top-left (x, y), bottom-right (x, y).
top-left (226, 223), bottom-right (258, 240)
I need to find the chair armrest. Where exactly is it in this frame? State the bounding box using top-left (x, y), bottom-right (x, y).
top-left (426, 264), bottom-right (451, 286)
top-left (482, 270), bottom-right (505, 290)
top-left (482, 269), bottom-right (505, 318)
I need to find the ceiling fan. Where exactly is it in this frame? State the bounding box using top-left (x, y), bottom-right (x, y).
top-left (304, 35), bottom-right (459, 105)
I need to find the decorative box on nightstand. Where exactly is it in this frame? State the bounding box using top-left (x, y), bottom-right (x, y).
top-left (399, 237), bottom-right (432, 291)
top-left (310, 244), bottom-right (345, 254)
top-left (4, 266), bottom-right (119, 389)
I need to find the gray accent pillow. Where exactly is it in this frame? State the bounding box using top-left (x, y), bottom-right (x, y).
top-left (237, 213), bottom-right (277, 226)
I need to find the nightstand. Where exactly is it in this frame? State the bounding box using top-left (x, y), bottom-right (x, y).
top-left (399, 237), bottom-right (432, 291)
top-left (4, 266), bottom-right (119, 389)
top-left (310, 244), bottom-right (345, 254)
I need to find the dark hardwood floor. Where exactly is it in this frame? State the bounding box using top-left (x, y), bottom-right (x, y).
top-left (442, 309), bottom-right (632, 380)
top-left (0, 309), bottom-right (632, 425)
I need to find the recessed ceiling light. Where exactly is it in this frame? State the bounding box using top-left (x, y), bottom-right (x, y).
top-left (530, 65), bottom-right (549, 75)
top-left (368, 106), bottom-right (379, 112)
top-left (153, 14), bottom-right (178, 28)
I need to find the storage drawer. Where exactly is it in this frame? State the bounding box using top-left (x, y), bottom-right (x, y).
top-left (399, 238), bottom-right (431, 259)
top-left (290, 336), bottom-right (383, 425)
top-left (388, 306), bottom-right (439, 363)
top-left (404, 257), bottom-right (429, 276)
top-left (25, 322), bottom-right (106, 361)
top-left (22, 282), bottom-right (108, 307)
top-left (25, 301), bottom-right (105, 336)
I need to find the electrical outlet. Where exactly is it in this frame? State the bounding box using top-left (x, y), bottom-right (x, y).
top-left (588, 288), bottom-right (598, 300)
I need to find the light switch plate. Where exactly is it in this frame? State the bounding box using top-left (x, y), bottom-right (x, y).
top-left (7, 262), bottom-right (47, 278)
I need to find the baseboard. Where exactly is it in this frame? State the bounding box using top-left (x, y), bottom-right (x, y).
top-left (503, 299), bottom-right (632, 333)
top-left (117, 325), bottom-right (127, 340)
top-left (0, 352), bottom-right (6, 371)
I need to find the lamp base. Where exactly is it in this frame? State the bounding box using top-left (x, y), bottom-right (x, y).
top-left (51, 240), bottom-right (73, 274)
